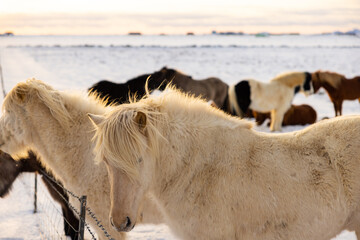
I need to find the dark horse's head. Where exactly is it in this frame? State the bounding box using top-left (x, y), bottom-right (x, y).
top-left (0, 151), bottom-right (39, 197)
top-left (311, 71), bottom-right (322, 93)
top-left (149, 66), bottom-right (177, 90)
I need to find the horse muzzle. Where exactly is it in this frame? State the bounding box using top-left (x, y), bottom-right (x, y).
top-left (110, 216), bottom-right (135, 232)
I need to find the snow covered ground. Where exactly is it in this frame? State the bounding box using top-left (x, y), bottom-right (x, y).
top-left (0, 35), bottom-right (359, 239)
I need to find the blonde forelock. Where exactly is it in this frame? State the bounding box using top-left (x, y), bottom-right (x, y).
top-left (93, 102), bottom-right (163, 182)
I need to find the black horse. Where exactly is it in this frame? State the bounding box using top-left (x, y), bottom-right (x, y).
top-left (0, 151), bottom-right (79, 240)
top-left (88, 67), bottom-right (176, 105)
top-left (89, 66), bottom-right (229, 111)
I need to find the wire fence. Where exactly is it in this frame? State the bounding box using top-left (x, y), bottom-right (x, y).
top-left (0, 49), bottom-right (114, 240)
top-left (19, 170), bottom-right (115, 240)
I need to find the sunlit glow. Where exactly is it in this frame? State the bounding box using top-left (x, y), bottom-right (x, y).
top-left (1, 0), bottom-right (359, 35)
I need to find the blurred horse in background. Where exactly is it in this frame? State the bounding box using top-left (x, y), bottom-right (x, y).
top-left (253, 104), bottom-right (317, 126)
top-left (89, 66), bottom-right (229, 110)
top-left (312, 70), bottom-right (360, 116)
top-left (228, 72), bottom-right (313, 131)
top-left (168, 68), bottom-right (228, 109)
top-left (88, 67), bottom-right (174, 105)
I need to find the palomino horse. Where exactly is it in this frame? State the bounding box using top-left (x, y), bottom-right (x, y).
top-left (311, 70), bottom-right (360, 116)
top-left (228, 72), bottom-right (313, 131)
top-left (0, 151), bottom-right (79, 240)
top-left (253, 104), bottom-right (317, 126)
top-left (90, 87), bottom-right (360, 240)
top-left (0, 79), bottom-right (163, 240)
top-left (89, 66), bottom-right (229, 110)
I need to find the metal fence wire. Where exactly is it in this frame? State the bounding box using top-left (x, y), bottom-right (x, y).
top-left (20, 169), bottom-right (115, 240)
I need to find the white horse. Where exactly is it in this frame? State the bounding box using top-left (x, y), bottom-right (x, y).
top-left (228, 71), bottom-right (313, 131)
top-left (90, 87), bottom-right (360, 240)
top-left (0, 79), bottom-right (163, 240)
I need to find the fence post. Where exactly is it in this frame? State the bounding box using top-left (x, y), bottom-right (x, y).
top-left (34, 172), bottom-right (38, 213)
top-left (78, 195), bottom-right (87, 240)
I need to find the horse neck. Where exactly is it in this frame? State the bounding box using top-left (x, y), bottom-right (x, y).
top-left (321, 73), bottom-right (345, 89)
top-left (286, 78), bottom-right (304, 88)
top-left (318, 77), bottom-right (337, 92)
top-left (148, 117), bottom-right (255, 229)
top-left (26, 99), bottom-right (105, 186)
top-left (150, 109), bottom-right (249, 198)
top-left (272, 73), bottom-right (305, 89)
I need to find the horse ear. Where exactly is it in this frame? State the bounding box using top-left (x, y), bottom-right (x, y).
top-left (88, 113), bottom-right (105, 127)
top-left (134, 111), bottom-right (147, 131)
top-left (16, 91), bottom-right (26, 102)
top-left (13, 87), bottom-right (28, 103)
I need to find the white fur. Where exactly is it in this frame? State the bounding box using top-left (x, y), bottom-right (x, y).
top-left (93, 87), bottom-right (360, 240)
top-left (229, 72), bottom-right (312, 131)
top-left (0, 79), bottom-right (163, 240)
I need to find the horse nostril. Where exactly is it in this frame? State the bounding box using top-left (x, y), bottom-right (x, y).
top-left (125, 216), bottom-right (132, 229)
top-left (110, 217), bottom-right (115, 227)
top-left (110, 216), bottom-right (133, 231)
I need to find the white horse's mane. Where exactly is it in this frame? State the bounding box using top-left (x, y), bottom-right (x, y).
top-left (93, 86), bottom-right (252, 180)
top-left (271, 71), bottom-right (306, 88)
top-left (3, 78), bottom-right (109, 131)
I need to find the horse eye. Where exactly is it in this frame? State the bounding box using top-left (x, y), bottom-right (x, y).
top-left (138, 158), bottom-right (143, 163)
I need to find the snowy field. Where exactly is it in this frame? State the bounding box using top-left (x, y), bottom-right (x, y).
top-left (0, 35), bottom-right (360, 239)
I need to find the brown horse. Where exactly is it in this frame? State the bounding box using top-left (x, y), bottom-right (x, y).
top-left (253, 104), bottom-right (317, 126)
top-left (0, 151), bottom-right (79, 240)
top-left (312, 70), bottom-right (360, 116)
top-left (169, 69), bottom-right (229, 110)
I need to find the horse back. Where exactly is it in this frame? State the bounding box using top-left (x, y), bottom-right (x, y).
top-left (173, 76), bottom-right (228, 107)
top-left (254, 104), bottom-right (316, 126)
top-left (342, 77), bottom-right (360, 100)
top-left (283, 104), bottom-right (317, 125)
top-left (88, 80), bottom-right (129, 104)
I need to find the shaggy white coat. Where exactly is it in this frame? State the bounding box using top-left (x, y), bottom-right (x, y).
top-left (0, 79), bottom-right (163, 240)
top-left (94, 87), bottom-right (360, 240)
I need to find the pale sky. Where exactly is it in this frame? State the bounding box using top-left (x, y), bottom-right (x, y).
top-left (0, 0), bottom-right (359, 35)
